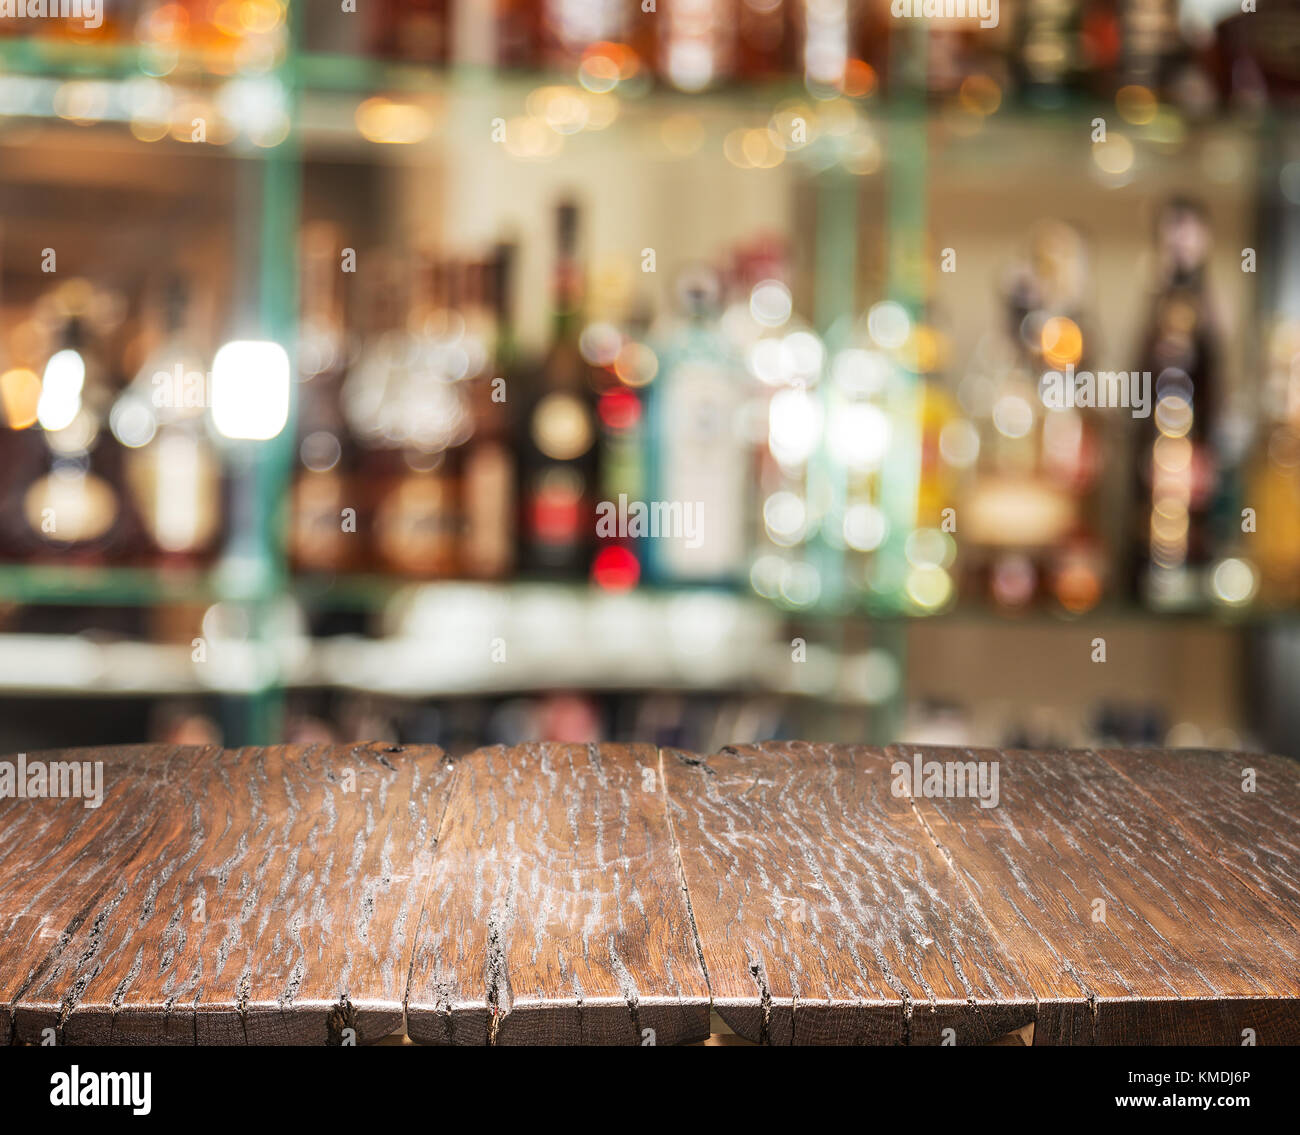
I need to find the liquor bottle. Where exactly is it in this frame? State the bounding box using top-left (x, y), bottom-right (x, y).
top-left (372, 0), bottom-right (449, 63)
top-left (1119, 0), bottom-right (1180, 89)
top-left (112, 276), bottom-right (221, 564)
top-left (460, 245), bottom-right (517, 580)
top-left (289, 224), bottom-right (357, 575)
top-left (1081, 0), bottom-right (1123, 91)
top-left (962, 220), bottom-right (1100, 610)
top-left (497, 0), bottom-right (543, 69)
top-left (648, 267), bottom-right (749, 584)
top-left (731, 236), bottom-right (824, 602)
top-left (542, 0), bottom-right (631, 70)
top-left (1130, 197), bottom-right (1223, 608)
top-left (799, 0), bottom-right (867, 96)
top-left (370, 252), bottom-right (462, 578)
top-left (1245, 320), bottom-right (1300, 605)
top-left (1014, 0), bottom-right (1082, 104)
top-left (592, 295), bottom-right (650, 592)
top-left (22, 316), bottom-right (129, 562)
top-left (659, 0), bottom-right (734, 91)
top-left (736, 0), bottom-right (791, 82)
top-left (519, 200), bottom-right (600, 578)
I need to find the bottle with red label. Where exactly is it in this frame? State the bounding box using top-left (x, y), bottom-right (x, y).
top-left (519, 199), bottom-right (600, 579)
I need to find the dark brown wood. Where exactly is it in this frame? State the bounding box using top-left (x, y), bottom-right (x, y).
top-left (406, 742), bottom-right (711, 1045)
top-left (662, 742), bottom-right (1036, 1044)
top-left (891, 743), bottom-right (1300, 1045)
top-left (1, 742), bottom-right (453, 1045)
top-left (0, 745), bottom-right (214, 1047)
top-left (5, 738), bottom-right (1296, 1046)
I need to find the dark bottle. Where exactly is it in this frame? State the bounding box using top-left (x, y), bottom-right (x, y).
top-left (114, 275), bottom-right (221, 567)
top-left (1130, 196), bottom-right (1223, 608)
top-left (370, 252), bottom-right (463, 579)
top-left (519, 200), bottom-right (600, 578)
top-left (1014, 0), bottom-right (1083, 104)
top-left (372, 0), bottom-right (449, 63)
top-left (461, 244), bottom-right (518, 580)
top-left (20, 316), bottom-right (130, 564)
top-left (290, 223), bottom-right (358, 575)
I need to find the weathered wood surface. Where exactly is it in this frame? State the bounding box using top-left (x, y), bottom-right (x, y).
top-left (887, 744), bottom-right (1300, 1045)
top-left (662, 742), bottom-right (1036, 1044)
top-left (406, 742), bottom-right (711, 1045)
top-left (5, 739), bottom-right (1296, 1045)
top-left (1, 742), bottom-right (453, 1045)
top-left (0, 745), bottom-right (212, 1047)
top-left (667, 741), bottom-right (1300, 1045)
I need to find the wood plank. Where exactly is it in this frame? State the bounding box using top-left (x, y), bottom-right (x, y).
top-left (4, 742), bottom-right (454, 1045)
top-left (891, 744), bottom-right (1300, 1045)
top-left (662, 741), bottom-right (1035, 1045)
top-left (0, 745), bottom-right (212, 1047)
top-left (406, 742), bottom-right (711, 1045)
top-left (1092, 746), bottom-right (1300, 929)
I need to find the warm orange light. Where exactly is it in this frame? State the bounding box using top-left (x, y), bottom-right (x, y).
top-left (959, 74), bottom-right (1002, 116)
top-left (1041, 316), bottom-right (1083, 367)
top-left (0, 368), bottom-right (41, 429)
top-left (842, 59), bottom-right (877, 99)
top-left (355, 97), bottom-right (434, 145)
top-left (1116, 84), bottom-right (1158, 125)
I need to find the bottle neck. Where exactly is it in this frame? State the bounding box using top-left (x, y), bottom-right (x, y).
top-left (551, 257), bottom-right (582, 344)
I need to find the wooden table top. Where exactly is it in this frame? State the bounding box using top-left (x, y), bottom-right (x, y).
top-left (2, 741), bottom-right (1296, 1045)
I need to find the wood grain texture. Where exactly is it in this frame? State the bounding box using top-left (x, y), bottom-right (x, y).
top-left (406, 742), bottom-right (711, 1045)
top-left (1, 742), bottom-right (453, 1045)
top-left (662, 742), bottom-right (1035, 1045)
top-left (891, 743), bottom-right (1300, 1045)
top-left (6, 739), bottom-right (1296, 1046)
top-left (0, 745), bottom-right (214, 1047)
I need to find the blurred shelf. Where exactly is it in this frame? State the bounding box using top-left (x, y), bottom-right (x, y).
top-left (1, 40), bottom-right (1279, 144)
top-left (0, 633), bottom-right (228, 695)
top-left (0, 562), bottom-right (1289, 627)
top-left (0, 37), bottom-right (243, 80)
top-left (292, 572), bottom-right (746, 610)
top-left (0, 563), bottom-right (280, 607)
top-left (0, 563), bottom-right (213, 607)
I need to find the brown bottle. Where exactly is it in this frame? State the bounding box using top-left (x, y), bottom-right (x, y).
top-left (22, 317), bottom-right (129, 564)
top-left (290, 224), bottom-right (358, 575)
top-left (1130, 197), bottom-right (1223, 607)
top-left (370, 253), bottom-right (462, 578)
top-left (116, 276), bottom-right (221, 566)
top-left (461, 245), bottom-right (517, 580)
top-left (372, 0), bottom-right (449, 63)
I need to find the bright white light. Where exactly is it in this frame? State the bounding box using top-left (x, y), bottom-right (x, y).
top-left (110, 394), bottom-right (158, 449)
top-left (218, 77), bottom-right (290, 145)
top-left (764, 490), bottom-right (807, 546)
top-left (832, 348), bottom-right (889, 397)
top-left (748, 338), bottom-right (786, 385)
top-left (828, 402), bottom-right (890, 470)
top-left (782, 331), bottom-right (825, 382)
top-left (843, 504), bottom-right (887, 552)
top-left (212, 340), bottom-right (290, 440)
top-left (939, 418), bottom-right (980, 467)
top-left (1211, 557), bottom-right (1257, 606)
top-left (867, 302), bottom-right (911, 349)
top-left (750, 280), bottom-right (793, 328)
top-left (993, 394), bottom-right (1034, 439)
top-left (38, 349), bottom-right (86, 432)
top-left (769, 387), bottom-right (822, 466)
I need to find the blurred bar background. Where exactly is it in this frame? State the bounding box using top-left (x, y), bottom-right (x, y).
top-left (0, 0), bottom-right (1298, 756)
